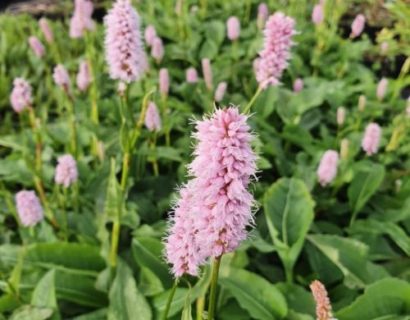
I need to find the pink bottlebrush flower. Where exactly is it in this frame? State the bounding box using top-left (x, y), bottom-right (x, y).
top-left (310, 280), bottom-right (334, 320)
top-left (39, 18), bottom-right (54, 43)
top-left (214, 82), bottom-right (227, 102)
top-left (15, 190), bottom-right (44, 227)
top-left (201, 58), bottom-right (213, 90)
top-left (55, 154), bottom-right (78, 187)
top-left (312, 4), bottom-right (324, 25)
top-left (151, 37), bottom-right (164, 63)
top-left (227, 16), bottom-right (240, 41)
top-left (159, 68), bottom-right (169, 97)
top-left (255, 12), bottom-right (296, 89)
top-left (362, 123), bottom-right (381, 156)
top-left (358, 94), bottom-right (366, 111)
top-left (53, 64), bottom-right (71, 90)
top-left (190, 107), bottom-right (257, 258)
top-left (28, 36), bottom-right (45, 58)
top-left (10, 78), bottom-right (32, 113)
top-left (380, 41), bottom-right (388, 55)
top-left (257, 3), bottom-right (269, 29)
top-left (350, 14), bottom-right (365, 38)
top-left (104, 0), bottom-right (148, 83)
top-left (70, 0), bottom-right (95, 38)
top-left (336, 106), bottom-right (346, 126)
top-left (144, 25), bottom-right (157, 47)
top-left (165, 181), bottom-right (205, 277)
top-left (293, 78), bottom-right (304, 92)
top-left (186, 67), bottom-right (198, 83)
top-left (376, 78), bottom-right (388, 101)
top-left (145, 101), bottom-right (161, 132)
top-left (76, 60), bottom-right (92, 92)
top-left (317, 150), bottom-right (339, 187)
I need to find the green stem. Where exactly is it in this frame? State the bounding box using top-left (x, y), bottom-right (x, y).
top-left (162, 279), bottom-right (179, 320)
top-left (120, 152), bottom-right (130, 191)
top-left (66, 95), bottom-right (78, 158)
top-left (196, 296), bottom-right (205, 320)
top-left (207, 256), bottom-right (222, 320)
top-left (243, 86), bottom-right (263, 114)
top-left (62, 187), bottom-right (69, 241)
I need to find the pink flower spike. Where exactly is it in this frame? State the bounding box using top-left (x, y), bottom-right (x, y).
top-left (165, 181), bottom-right (205, 277)
top-left (53, 64), bottom-right (71, 91)
top-left (293, 78), bottom-right (304, 92)
top-left (376, 78), bottom-right (388, 101)
top-left (151, 37), bottom-right (164, 63)
top-left (70, 0), bottom-right (95, 39)
top-left (28, 36), bottom-right (45, 58)
top-left (145, 101), bottom-right (161, 132)
top-left (255, 12), bottom-right (296, 89)
top-left (312, 4), bottom-right (324, 25)
top-left (257, 3), bottom-right (269, 29)
top-left (201, 58), bottom-right (213, 90)
top-left (159, 68), bottom-right (170, 97)
top-left (362, 123), bottom-right (381, 156)
top-left (186, 67), bottom-right (198, 83)
top-left (227, 16), bottom-right (240, 41)
top-left (317, 150), bottom-right (339, 187)
top-left (76, 60), bottom-right (92, 92)
top-left (350, 14), bottom-right (365, 38)
top-left (336, 106), bottom-right (346, 126)
top-left (15, 190), bottom-right (44, 227)
top-left (144, 25), bottom-right (157, 47)
top-left (190, 107), bottom-right (257, 259)
top-left (214, 82), bottom-right (227, 102)
top-left (10, 78), bottom-right (32, 113)
top-left (310, 280), bottom-right (334, 320)
top-left (39, 18), bottom-right (54, 43)
top-left (55, 154), bottom-right (78, 188)
top-left (104, 0), bottom-right (148, 83)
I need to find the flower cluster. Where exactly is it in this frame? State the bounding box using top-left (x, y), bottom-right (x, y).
top-left (310, 280), bottom-right (335, 320)
top-left (145, 102), bottom-right (162, 132)
top-left (15, 191), bottom-right (44, 227)
top-left (317, 150), bottom-right (339, 186)
top-left (254, 12), bottom-right (296, 88)
top-left (55, 154), bottom-right (78, 187)
top-left (104, 0), bottom-right (148, 83)
top-left (70, 0), bottom-right (95, 38)
top-left (165, 107), bottom-right (257, 277)
top-left (10, 78), bottom-right (32, 113)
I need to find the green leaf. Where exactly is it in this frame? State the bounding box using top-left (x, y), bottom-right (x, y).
top-left (219, 267), bottom-right (287, 320)
top-left (132, 237), bottom-right (172, 289)
top-left (31, 270), bottom-right (60, 320)
top-left (72, 308), bottom-right (107, 320)
top-left (336, 278), bottom-right (410, 320)
top-left (348, 162), bottom-right (385, 217)
top-left (205, 20), bottom-right (225, 46)
top-left (108, 261), bottom-right (152, 320)
top-left (10, 306), bottom-right (53, 320)
top-left (25, 243), bottom-right (105, 273)
top-left (263, 178), bottom-right (315, 281)
top-left (308, 234), bottom-right (388, 288)
top-left (181, 289), bottom-right (193, 320)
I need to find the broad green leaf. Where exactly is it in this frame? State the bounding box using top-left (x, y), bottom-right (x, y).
top-left (205, 20), bottom-right (225, 46)
top-left (336, 278), bottom-right (410, 320)
top-left (31, 270), bottom-right (60, 320)
top-left (108, 261), bottom-right (152, 320)
top-left (276, 283), bottom-right (315, 316)
top-left (219, 267), bottom-right (287, 320)
top-left (0, 294), bottom-right (19, 313)
top-left (72, 308), bottom-right (107, 320)
top-left (348, 162), bottom-right (385, 218)
top-left (132, 237), bottom-right (173, 288)
top-left (55, 270), bottom-right (108, 308)
top-left (263, 178), bottom-right (315, 281)
top-left (10, 306), bottom-right (53, 320)
top-left (349, 219), bottom-right (410, 256)
top-left (25, 243), bottom-right (105, 273)
top-left (308, 234), bottom-right (388, 288)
